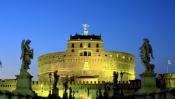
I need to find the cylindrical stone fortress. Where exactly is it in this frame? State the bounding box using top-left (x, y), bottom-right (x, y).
top-left (38, 27), bottom-right (135, 83)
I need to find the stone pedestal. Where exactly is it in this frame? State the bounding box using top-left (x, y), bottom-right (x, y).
top-left (13, 69), bottom-right (36, 97)
top-left (137, 72), bottom-right (160, 94)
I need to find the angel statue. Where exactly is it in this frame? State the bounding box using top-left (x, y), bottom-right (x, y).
top-left (20, 40), bottom-right (33, 70)
top-left (140, 38), bottom-right (154, 72)
top-left (53, 70), bottom-right (59, 89)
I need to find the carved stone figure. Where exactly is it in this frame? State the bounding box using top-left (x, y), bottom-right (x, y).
top-left (140, 38), bottom-right (154, 72)
top-left (113, 71), bottom-right (120, 96)
top-left (63, 76), bottom-right (69, 92)
top-left (137, 38), bottom-right (160, 94)
top-left (140, 38), bottom-right (154, 64)
top-left (69, 87), bottom-right (73, 99)
top-left (72, 90), bottom-right (75, 99)
top-left (113, 72), bottom-right (118, 84)
top-left (14, 40), bottom-right (36, 97)
top-left (82, 24), bottom-right (89, 35)
top-left (82, 24), bottom-right (89, 32)
top-left (20, 40), bottom-right (33, 70)
top-left (63, 76), bottom-right (69, 99)
top-left (120, 72), bottom-right (124, 81)
top-left (53, 71), bottom-right (59, 89)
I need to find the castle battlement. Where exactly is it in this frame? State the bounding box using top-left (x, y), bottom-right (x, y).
top-left (38, 25), bottom-right (135, 83)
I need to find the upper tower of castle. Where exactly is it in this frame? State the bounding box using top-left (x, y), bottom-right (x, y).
top-left (67, 24), bottom-right (104, 56)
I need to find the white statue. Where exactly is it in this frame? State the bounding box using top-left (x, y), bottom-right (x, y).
top-left (82, 24), bottom-right (89, 35)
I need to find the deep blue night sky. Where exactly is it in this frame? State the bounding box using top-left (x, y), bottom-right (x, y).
top-left (0, 0), bottom-right (175, 80)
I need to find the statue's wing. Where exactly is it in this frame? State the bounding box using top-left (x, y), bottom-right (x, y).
top-left (20, 40), bottom-right (25, 60)
top-left (149, 44), bottom-right (154, 58)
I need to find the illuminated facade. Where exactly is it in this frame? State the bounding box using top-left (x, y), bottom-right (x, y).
top-left (1, 25), bottom-right (175, 98)
top-left (0, 25), bottom-right (137, 98)
top-left (38, 24), bottom-right (135, 83)
top-left (158, 73), bottom-right (175, 88)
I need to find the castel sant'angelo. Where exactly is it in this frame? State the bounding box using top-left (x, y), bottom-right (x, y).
top-left (38, 24), bottom-right (135, 83)
top-left (1, 25), bottom-right (175, 98)
top-left (0, 24), bottom-right (138, 98)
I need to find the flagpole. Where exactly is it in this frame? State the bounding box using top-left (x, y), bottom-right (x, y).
top-left (167, 59), bottom-right (172, 73)
top-left (167, 64), bottom-right (168, 73)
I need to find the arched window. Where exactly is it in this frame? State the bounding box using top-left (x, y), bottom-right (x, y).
top-left (80, 43), bottom-right (83, 48)
top-left (88, 52), bottom-right (91, 56)
top-left (71, 43), bottom-right (74, 48)
top-left (71, 49), bottom-right (74, 52)
top-left (96, 43), bottom-right (99, 48)
top-left (84, 51), bottom-right (87, 56)
top-left (80, 52), bottom-right (83, 56)
top-left (88, 43), bottom-right (91, 48)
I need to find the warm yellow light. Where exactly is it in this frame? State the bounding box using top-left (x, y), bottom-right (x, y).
top-left (83, 62), bottom-right (89, 70)
top-left (82, 96), bottom-right (90, 99)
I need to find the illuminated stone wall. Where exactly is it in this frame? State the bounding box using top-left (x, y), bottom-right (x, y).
top-left (38, 34), bottom-right (135, 82)
top-left (0, 79), bottom-right (106, 98)
top-left (0, 79), bottom-right (16, 91)
top-left (0, 79), bottom-right (140, 98)
top-left (158, 73), bottom-right (175, 88)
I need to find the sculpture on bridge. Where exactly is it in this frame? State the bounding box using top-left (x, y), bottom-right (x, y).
top-left (140, 38), bottom-right (154, 72)
top-left (20, 40), bottom-right (33, 70)
top-left (53, 71), bottom-right (59, 89)
top-left (14, 39), bottom-right (36, 97)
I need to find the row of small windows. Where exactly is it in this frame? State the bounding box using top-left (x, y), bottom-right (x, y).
top-left (0, 85), bottom-right (12, 87)
top-left (71, 43), bottom-right (99, 48)
top-left (80, 51), bottom-right (91, 56)
top-left (78, 81), bottom-right (98, 84)
top-left (40, 57), bottom-right (134, 65)
top-left (71, 49), bottom-right (99, 53)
